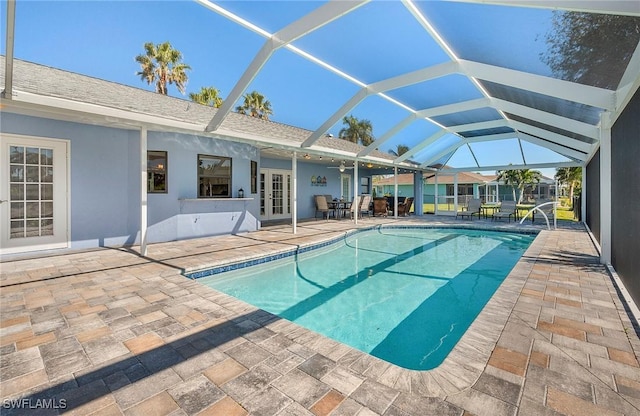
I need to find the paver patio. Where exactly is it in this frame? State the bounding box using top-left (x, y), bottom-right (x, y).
top-left (1, 216), bottom-right (639, 415)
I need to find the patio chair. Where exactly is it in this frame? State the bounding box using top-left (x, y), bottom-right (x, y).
top-left (492, 200), bottom-right (516, 222)
top-left (397, 197), bottom-right (414, 216)
top-left (315, 195), bottom-right (334, 220)
top-left (457, 198), bottom-right (482, 220)
top-left (373, 197), bottom-right (388, 217)
top-left (349, 196), bottom-right (362, 219)
top-left (534, 199), bottom-right (556, 224)
top-left (359, 194), bottom-right (372, 218)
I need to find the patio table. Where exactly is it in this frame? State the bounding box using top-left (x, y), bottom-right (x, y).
top-left (481, 204), bottom-right (500, 219)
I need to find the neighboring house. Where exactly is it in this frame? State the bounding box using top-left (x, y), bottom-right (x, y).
top-left (0, 57), bottom-right (406, 256)
top-left (374, 170), bottom-right (555, 205)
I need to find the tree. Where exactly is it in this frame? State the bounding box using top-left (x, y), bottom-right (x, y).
top-left (496, 168), bottom-right (542, 204)
top-left (135, 42), bottom-right (191, 95)
top-left (190, 87), bottom-right (223, 108)
top-left (235, 91), bottom-right (273, 120)
top-left (338, 115), bottom-right (374, 146)
top-left (555, 167), bottom-right (582, 204)
top-left (388, 144), bottom-right (409, 157)
top-left (541, 12), bottom-right (640, 89)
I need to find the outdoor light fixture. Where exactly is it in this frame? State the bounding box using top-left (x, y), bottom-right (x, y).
top-left (238, 188), bottom-right (244, 198)
top-left (303, 154), bottom-right (311, 160)
top-left (339, 161), bottom-right (346, 173)
top-left (366, 162), bottom-right (373, 168)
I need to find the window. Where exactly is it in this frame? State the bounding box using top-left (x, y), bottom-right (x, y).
top-left (447, 184), bottom-right (473, 195)
top-left (360, 177), bottom-right (370, 194)
top-left (251, 161), bottom-right (257, 194)
top-left (198, 154), bottom-right (231, 198)
top-left (148, 151), bottom-right (167, 193)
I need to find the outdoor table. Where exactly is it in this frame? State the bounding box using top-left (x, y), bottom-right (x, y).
top-left (481, 204), bottom-right (500, 219)
top-left (330, 200), bottom-right (351, 219)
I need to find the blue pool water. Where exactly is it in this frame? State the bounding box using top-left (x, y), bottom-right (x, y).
top-left (198, 227), bottom-right (534, 370)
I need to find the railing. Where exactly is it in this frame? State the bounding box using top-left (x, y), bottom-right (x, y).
top-left (519, 201), bottom-right (557, 230)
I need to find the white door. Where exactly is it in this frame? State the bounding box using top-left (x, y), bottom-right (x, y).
top-left (260, 169), bottom-right (291, 221)
top-left (1, 134), bottom-right (69, 254)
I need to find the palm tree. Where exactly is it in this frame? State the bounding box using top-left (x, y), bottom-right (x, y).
top-left (235, 91), bottom-right (273, 120)
top-left (496, 168), bottom-right (542, 204)
top-left (190, 87), bottom-right (223, 108)
top-left (135, 42), bottom-right (191, 95)
top-left (555, 167), bottom-right (582, 203)
top-left (388, 144), bottom-right (409, 157)
top-left (338, 115), bottom-right (374, 146)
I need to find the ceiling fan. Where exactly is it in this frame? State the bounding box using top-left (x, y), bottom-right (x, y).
top-left (327, 161), bottom-right (354, 172)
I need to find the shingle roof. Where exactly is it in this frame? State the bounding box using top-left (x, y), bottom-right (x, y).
top-left (0, 56), bottom-right (399, 164)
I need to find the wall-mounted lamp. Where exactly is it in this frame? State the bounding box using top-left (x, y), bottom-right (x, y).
top-left (339, 161), bottom-right (346, 173)
top-left (238, 188), bottom-right (244, 198)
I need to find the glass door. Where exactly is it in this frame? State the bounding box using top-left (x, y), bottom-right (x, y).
top-left (1, 135), bottom-right (69, 254)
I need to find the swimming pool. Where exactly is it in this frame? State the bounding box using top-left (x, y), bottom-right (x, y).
top-left (196, 227), bottom-right (534, 370)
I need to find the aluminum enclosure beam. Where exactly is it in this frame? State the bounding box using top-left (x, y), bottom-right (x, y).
top-left (509, 121), bottom-right (593, 153)
top-left (302, 88), bottom-right (370, 147)
top-left (358, 114), bottom-right (417, 157)
top-left (439, 161), bottom-right (580, 173)
top-left (204, 0), bottom-right (368, 132)
top-left (517, 132), bottom-right (588, 162)
top-left (460, 60), bottom-right (616, 111)
top-left (394, 130), bottom-right (447, 163)
top-left (492, 98), bottom-right (600, 141)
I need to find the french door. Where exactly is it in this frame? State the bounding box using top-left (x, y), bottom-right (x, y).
top-left (260, 169), bottom-right (291, 221)
top-left (1, 134), bottom-right (69, 254)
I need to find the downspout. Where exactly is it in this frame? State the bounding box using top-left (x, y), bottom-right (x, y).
top-left (2, 0), bottom-right (16, 99)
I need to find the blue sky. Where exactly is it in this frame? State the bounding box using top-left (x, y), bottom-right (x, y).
top-left (1, 0), bottom-right (565, 177)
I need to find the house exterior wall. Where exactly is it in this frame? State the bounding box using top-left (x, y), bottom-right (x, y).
top-left (611, 87), bottom-right (640, 307)
top-left (1, 112), bottom-right (261, 251)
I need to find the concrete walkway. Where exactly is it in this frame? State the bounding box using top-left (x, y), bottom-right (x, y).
top-left (1, 216), bottom-right (639, 415)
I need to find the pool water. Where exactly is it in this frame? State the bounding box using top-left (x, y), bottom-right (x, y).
top-left (198, 227), bottom-right (534, 370)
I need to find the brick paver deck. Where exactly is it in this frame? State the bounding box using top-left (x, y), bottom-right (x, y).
top-left (1, 216), bottom-right (639, 415)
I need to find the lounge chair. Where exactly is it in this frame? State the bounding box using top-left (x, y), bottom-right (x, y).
top-left (397, 197), bottom-right (414, 216)
top-left (456, 198), bottom-right (482, 220)
top-left (492, 200), bottom-right (516, 222)
top-left (315, 195), bottom-right (334, 220)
